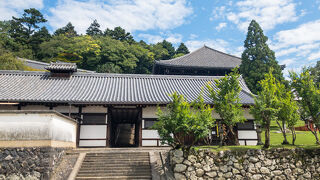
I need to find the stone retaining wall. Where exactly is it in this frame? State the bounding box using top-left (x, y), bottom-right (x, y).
top-left (170, 148), bottom-right (320, 180)
top-left (0, 147), bottom-right (66, 180)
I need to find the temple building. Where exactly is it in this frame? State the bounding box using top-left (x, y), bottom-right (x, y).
top-left (0, 46), bottom-right (258, 148)
top-left (153, 45), bottom-right (242, 76)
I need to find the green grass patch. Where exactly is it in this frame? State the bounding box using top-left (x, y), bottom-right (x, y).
top-left (194, 121), bottom-right (319, 152)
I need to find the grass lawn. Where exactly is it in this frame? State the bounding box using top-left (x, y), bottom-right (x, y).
top-left (195, 120), bottom-right (320, 152)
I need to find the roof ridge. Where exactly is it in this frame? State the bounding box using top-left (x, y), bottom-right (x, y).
top-left (203, 45), bottom-right (242, 61)
top-left (0, 70), bottom-right (223, 80)
top-left (156, 45), bottom-right (205, 63)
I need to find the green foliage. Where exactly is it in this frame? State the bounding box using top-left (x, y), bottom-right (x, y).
top-left (277, 89), bottom-right (300, 145)
top-left (153, 92), bottom-right (215, 150)
top-left (176, 43), bottom-right (189, 55)
top-left (150, 43), bottom-right (169, 60)
top-left (0, 47), bottom-right (25, 70)
top-left (86, 19), bottom-right (102, 36)
top-left (54, 22), bottom-right (78, 37)
top-left (308, 61), bottom-right (320, 83)
top-left (160, 40), bottom-right (175, 60)
top-left (207, 68), bottom-right (246, 145)
top-left (240, 20), bottom-right (284, 94)
top-left (290, 68), bottom-right (320, 144)
top-left (104, 26), bottom-right (134, 43)
top-left (11, 8), bottom-right (47, 38)
top-left (250, 69), bottom-right (282, 148)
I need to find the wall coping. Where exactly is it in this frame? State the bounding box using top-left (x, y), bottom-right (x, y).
top-left (0, 110), bottom-right (78, 123)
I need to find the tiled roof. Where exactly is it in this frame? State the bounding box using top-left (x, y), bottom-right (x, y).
top-left (155, 45), bottom-right (242, 69)
top-left (18, 58), bottom-right (95, 73)
top-left (45, 62), bottom-right (77, 72)
top-left (0, 71), bottom-right (254, 105)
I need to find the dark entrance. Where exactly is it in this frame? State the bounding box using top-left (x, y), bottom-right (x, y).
top-left (109, 108), bottom-right (141, 147)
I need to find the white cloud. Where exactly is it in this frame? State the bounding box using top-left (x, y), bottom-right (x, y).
top-left (0, 0), bottom-right (43, 20)
top-left (185, 39), bottom-right (229, 53)
top-left (138, 34), bottom-right (163, 44)
top-left (273, 20), bottom-right (320, 50)
top-left (214, 0), bottom-right (298, 31)
top-left (138, 33), bottom-right (182, 44)
top-left (215, 22), bottom-right (227, 31)
top-left (48, 0), bottom-right (192, 34)
top-left (189, 34), bottom-right (198, 40)
top-left (166, 33), bottom-right (182, 44)
top-left (270, 20), bottom-right (320, 77)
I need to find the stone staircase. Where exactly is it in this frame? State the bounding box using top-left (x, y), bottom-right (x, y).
top-left (75, 152), bottom-right (152, 179)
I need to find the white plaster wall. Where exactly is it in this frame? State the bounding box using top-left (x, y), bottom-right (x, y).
top-left (51, 115), bottom-right (77, 142)
top-left (142, 130), bottom-right (160, 139)
top-left (79, 140), bottom-right (106, 147)
top-left (238, 130), bottom-right (257, 140)
top-left (142, 106), bottom-right (160, 118)
top-left (53, 106), bottom-right (78, 113)
top-left (0, 113), bottom-right (76, 142)
top-left (142, 140), bottom-right (157, 146)
top-left (80, 125), bottom-right (107, 139)
top-left (82, 106), bottom-right (107, 113)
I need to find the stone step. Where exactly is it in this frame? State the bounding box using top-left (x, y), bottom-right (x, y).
top-left (77, 172), bottom-right (152, 177)
top-left (80, 161), bottom-right (150, 165)
top-left (79, 165), bottom-right (151, 169)
top-left (75, 175), bottom-right (151, 180)
top-left (76, 152), bottom-right (151, 179)
top-left (78, 168), bottom-right (150, 172)
top-left (85, 157), bottom-right (149, 160)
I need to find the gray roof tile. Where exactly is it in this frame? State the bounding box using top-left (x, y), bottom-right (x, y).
top-left (156, 45), bottom-right (242, 69)
top-left (0, 71), bottom-right (254, 105)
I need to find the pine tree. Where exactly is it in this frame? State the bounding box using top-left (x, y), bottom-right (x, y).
top-left (86, 19), bottom-right (102, 36)
top-left (104, 26), bottom-right (134, 43)
top-left (240, 20), bottom-right (283, 94)
top-left (54, 22), bottom-right (78, 37)
top-left (160, 40), bottom-right (175, 60)
top-left (176, 43), bottom-right (189, 55)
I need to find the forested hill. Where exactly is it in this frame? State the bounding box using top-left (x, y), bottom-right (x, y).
top-left (0, 8), bottom-right (190, 74)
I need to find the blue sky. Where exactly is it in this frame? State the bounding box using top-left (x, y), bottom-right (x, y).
top-left (1, 0), bottom-right (320, 76)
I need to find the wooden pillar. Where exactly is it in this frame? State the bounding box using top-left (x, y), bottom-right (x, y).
top-left (138, 107), bottom-right (142, 147)
top-left (107, 106), bottom-right (111, 147)
top-left (76, 106), bottom-right (82, 148)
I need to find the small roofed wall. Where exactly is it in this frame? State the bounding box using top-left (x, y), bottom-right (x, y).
top-left (0, 110), bottom-right (77, 148)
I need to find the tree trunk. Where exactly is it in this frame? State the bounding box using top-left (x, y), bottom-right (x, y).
top-left (307, 121), bottom-right (320, 145)
top-left (229, 125), bottom-right (239, 145)
top-left (291, 127), bottom-right (296, 145)
top-left (276, 120), bottom-right (289, 145)
top-left (218, 121), bottom-right (224, 146)
top-left (263, 126), bottom-right (270, 148)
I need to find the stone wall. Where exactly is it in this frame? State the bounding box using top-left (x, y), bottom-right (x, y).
top-left (0, 147), bottom-right (66, 180)
top-left (170, 148), bottom-right (320, 180)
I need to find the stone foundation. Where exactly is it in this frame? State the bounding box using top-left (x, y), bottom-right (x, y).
top-left (0, 147), bottom-right (66, 180)
top-left (170, 148), bottom-right (320, 180)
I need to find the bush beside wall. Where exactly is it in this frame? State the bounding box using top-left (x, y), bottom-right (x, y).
top-left (170, 148), bottom-right (320, 180)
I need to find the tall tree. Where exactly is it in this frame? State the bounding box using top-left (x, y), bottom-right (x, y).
top-left (290, 68), bottom-right (320, 145)
top-left (11, 8), bottom-right (47, 38)
top-left (160, 40), bottom-right (175, 60)
top-left (277, 89), bottom-right (300, 145)
top-left (86, 19), bottom-right (102, 36)
top-left (250, 69), bottom-right (281, 148)
top-left (104, 26), bottom-right (134, 43)
top-left (207, 68), bottom-right (246, 146)
top-left (30, 26), bottom-right (51, 58)
top-left (240, 20), bottom-right (283, 94)
top-left (176, 43), bottom-right (189, 55)
top-left (275, 79), bottom-right (300, 145)
top-left (54, 22), bottom-right (78, 37)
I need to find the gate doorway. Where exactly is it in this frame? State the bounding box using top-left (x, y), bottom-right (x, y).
top-left (109, 108), bottom-right (141, 147)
